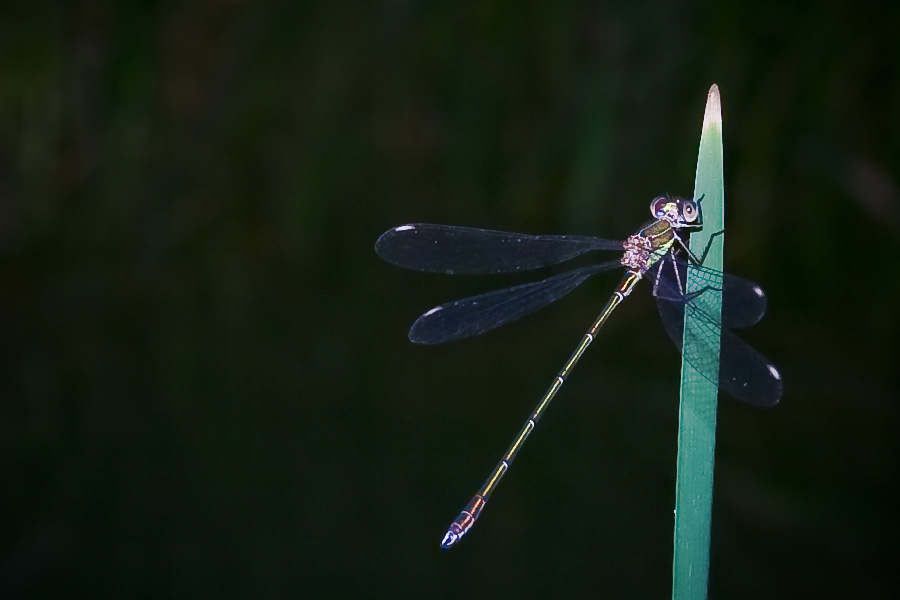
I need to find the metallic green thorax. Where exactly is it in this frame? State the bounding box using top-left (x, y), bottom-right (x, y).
top-left (621, 220), bottom-right (676, 276)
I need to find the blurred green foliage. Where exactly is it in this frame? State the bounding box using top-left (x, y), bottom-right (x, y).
top-left (1, 1), bottom-right (898, 598)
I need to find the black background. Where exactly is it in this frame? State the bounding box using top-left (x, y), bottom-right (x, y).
top-left (2, 1), bottom-right (898, 598)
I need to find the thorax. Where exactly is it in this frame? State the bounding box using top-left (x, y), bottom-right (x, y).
top-left (620, 219), bottom-right (676, 274)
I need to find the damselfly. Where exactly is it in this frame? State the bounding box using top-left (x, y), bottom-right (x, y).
top-left (375, 195), bottom-right (782, 549)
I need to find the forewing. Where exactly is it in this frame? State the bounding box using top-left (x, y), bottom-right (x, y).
top-left (376, 224), bottom-right (621, 274)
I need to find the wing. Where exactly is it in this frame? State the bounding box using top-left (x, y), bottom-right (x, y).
top-left (409, 262), bottom-right (620, 344)
top-left (653, 258), bottom-right (782, 406)
top-left (654, 256), bottom-right (768, 329)
top-left (376, 223), bottom-right (622, 274)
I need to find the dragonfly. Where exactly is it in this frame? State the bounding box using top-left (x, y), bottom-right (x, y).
top-left (375, 195), bottom-right (782, 549)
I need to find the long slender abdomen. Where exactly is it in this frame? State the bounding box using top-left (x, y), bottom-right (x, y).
top-left (439, 271), bottom-right (645, 549)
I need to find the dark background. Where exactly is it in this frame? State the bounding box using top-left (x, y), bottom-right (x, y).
top-left (2, 1), bottom-right (898, 598)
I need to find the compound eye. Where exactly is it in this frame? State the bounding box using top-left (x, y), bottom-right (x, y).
top-left (650, 196), bottom-right (669, 218)
top-left (680, 199), bottom-right (699, 222)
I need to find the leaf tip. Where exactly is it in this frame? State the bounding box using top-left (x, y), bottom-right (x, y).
top-left (703, 84), bottom-right (722, 131)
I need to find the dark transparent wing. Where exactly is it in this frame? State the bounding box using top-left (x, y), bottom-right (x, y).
top-left (653, 258), bottom-right (782, 406)
top-left (376, 223), bottom-right (622, 274)
top-left (655, 257), bottom-right (768, 329)
top-left (410, 261), bottom-right (620, 344)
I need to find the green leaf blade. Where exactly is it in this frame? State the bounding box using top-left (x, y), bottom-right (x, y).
top-left (672, 84), bottom-right (725, 600)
